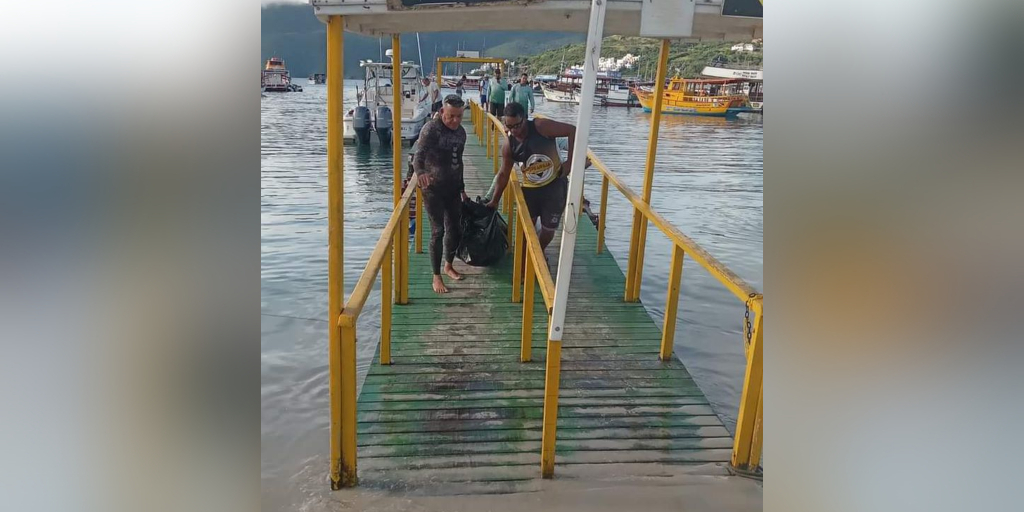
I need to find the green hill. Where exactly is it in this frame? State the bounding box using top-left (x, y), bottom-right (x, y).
top-left (518, 36), bottom-right (762, 78)
top-left (261, 3), bottom-right (583, 78)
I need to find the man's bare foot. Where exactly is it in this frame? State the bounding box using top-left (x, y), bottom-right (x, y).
top-left (432, 275), bottom-right (448, 294)
top-left (443, 262), bottom-right (464, 281)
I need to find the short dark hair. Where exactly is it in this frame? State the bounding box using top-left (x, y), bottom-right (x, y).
top-left (443, 94), bottom-right (465, 108)
top-left (504, 101), bottom-right (526, 119)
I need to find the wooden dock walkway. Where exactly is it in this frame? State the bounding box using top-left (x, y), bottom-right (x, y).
top-left (356, 120), bottom-right (733, 494)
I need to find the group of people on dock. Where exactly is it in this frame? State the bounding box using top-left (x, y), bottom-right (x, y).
top-left (423, 69), bottom-right (536, 119)
top-left (410, 89), bottom-right (575, 294)
top-left (478, 69), bottom-right (535, 118)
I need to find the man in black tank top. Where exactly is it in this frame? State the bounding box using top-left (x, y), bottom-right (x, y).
top-left (486, 102), bottom-right (577, 252)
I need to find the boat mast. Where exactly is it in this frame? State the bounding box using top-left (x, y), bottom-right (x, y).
top-left (416, 33), bottom-right (424, 72)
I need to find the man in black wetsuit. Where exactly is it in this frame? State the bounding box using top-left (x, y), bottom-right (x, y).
top-left (413, 94), bottom-right (469, 294)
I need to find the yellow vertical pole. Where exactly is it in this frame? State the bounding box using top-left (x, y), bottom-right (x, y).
top-left (492, 127), bottom-right (499, 176)
top-left (436, 60), bottom-right (442, 87)
top-left (381, 242), bottom-right (392, 365)
top-left (597, 175), bottom-right (609, 254)
top-left (659, 245), bottom-right (684, 361)
top-left (540, 337), bottom-right (563, 478)
top-left (485, 116), bottom-right (491, 156)
top-left (325, 14), bottom-right (348, 490)
top-left (731, 299), bottom-right (763, 470)
top-left (520, 251), bottom-right (535, 362)
top-left (512, 218), bottom-right (524, 303)
top-left (387, 36), bottom-right (403, 307)
top-left (506, 201), bottom-right (514, 254)
top-left (624, 39), bottom-right (669, 302)
top-left (392, 35), bottom-right (402, 207)
top-left (340, 320), bottom-right (358, 487)
top-left (414, 187), bottom-right (423, 253)
top-left (399, 207), bottom-right (409, 303)
top-left (749, 386), bottom-right (764, 468)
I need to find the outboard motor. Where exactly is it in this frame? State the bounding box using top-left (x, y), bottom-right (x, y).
top-left (375, 106), bottom-right (393, 147)
top-left (352, 106), bottom-right (371, 145)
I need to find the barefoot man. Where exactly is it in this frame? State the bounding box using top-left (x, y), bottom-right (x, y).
top-left (413, 94), bottom-right (469, 293)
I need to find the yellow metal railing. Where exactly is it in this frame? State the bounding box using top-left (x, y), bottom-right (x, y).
top-left (590, 153), bottom-right (763, 471)
top-left (329, 166), bottom-right (417, 489)
top-left (475, 99), bottom-right (763, 473)
top-left (472, 100), bottom-right (564, 476)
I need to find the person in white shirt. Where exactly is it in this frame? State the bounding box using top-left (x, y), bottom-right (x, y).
top-left (421, 77), bottom-right (442, 114)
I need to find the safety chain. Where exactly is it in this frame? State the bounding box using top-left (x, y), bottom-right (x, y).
top-left (744, 293), bottom-right (758, 345)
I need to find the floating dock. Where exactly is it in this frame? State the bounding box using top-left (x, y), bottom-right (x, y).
top-left (355, 118), bottom-right (734, 493)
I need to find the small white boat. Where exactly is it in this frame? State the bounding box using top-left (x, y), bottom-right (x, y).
top-left (343, 52), bottom-right (431, 146)
top-left (541, 84), bottom-right (578, 103)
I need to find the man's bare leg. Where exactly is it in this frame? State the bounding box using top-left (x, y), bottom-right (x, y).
top-left (443, 261), bottom-right (463, 281)
top-left (432, 275), bottom-right (449, 294)
top-left (539, 227), bottom-right (556, 251)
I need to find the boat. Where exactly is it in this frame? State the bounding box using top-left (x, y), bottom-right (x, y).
top-left (442, 75), bottom-right (485, 90)
top-left (634, 77), bottom-right (750, 117)
top-left (308, 73), bottom-right (326, 85)
top-left (701, 66), bottom-right (762, 113)
top-left (343, 52), bottom-right (431, 146)
top-left (261, 57), bottom-right (292, 93)
top-left (541, 69), bottom-right (639, 107)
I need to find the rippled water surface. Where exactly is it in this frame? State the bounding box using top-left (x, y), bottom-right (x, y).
top-left (261, 85), bottom-right (762, 510)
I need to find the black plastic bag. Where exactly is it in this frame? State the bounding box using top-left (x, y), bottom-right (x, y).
top-left (456, 198), bottom-right (508, 267)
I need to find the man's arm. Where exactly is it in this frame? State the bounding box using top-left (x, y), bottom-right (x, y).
top-left (534, 118), bottom-right (576, 175)
top-left (485, 141), bottom-right (514, 209)
top-left (412, 123), bottom-right (437, 188)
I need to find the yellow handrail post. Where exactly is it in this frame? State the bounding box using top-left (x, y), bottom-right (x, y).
top-left (625, 39), bottom-right (669, 302)
top-left (749, 386), bottom-right (764, 469)
top-left (399, 205), bottom-right (410, 303)
top-left (485, 116), bottom-right (491, 157)
top-left (325, 14), bottom-right (348, 490)
top-left (512, 218), bottom-right (524, 303)
top-left (540, 335), bottom-right (563, 478)
top-left (506, 200), bottom-right (515, 254)
top-left (492, 125), bottom-right (499, 176)
top-left (337, 315), bottom-right (358, 487)
top-left (731, 298), bottom-right (763, 471)
top-left (414, 187), bottom-right (423, 253)
top-left (659, 245), bottom-right (684, 361)
top-left (391, 35), bottom-right (402, 206)
top-left (381, 241), bottom-right (393, 365)
top-left (597, 175), bottom-right (609, 254)
top-left (521, 251), bottom-right (536, 362)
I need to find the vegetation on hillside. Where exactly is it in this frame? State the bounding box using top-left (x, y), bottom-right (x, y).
top-left (516, 36), bottom-right (762, 78)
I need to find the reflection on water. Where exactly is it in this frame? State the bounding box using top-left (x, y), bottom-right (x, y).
top-left (261, 85), bottom-right (762, 510)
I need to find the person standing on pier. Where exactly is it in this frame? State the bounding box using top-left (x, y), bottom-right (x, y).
top-left (455, 74), bottom-right (467, 98)
top-left (421, 77), bottom-right (442, 114)
top-left (509, 72), bottom-right (535, 115)
top-left (413, 94), bottom-right (470, 294)
top-left (487, 69), bottom-right (508, 117)
top-left (485, 102), bottom-right (575, 252)
top-left (479, 74), bottom-right (490, 111)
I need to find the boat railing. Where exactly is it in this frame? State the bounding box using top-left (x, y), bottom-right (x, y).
top-left (476, 103), bottom-right (763, 471)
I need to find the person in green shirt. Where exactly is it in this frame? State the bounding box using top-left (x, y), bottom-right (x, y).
top-left (488, 68), bottom-right (508, 117)
top-left (509, 73), bottom-right (535, 115)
